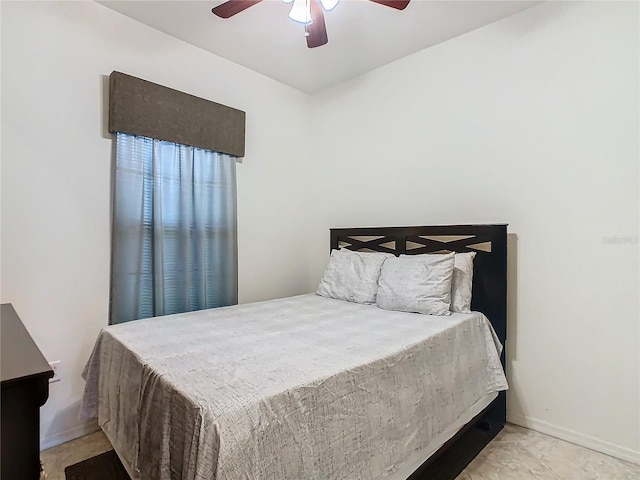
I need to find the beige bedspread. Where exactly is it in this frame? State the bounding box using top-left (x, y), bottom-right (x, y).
top-left (81, 294), bottom-right (507, 480)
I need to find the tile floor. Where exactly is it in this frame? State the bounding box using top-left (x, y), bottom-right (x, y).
top-left (41, 423), bottom-right (639, 480)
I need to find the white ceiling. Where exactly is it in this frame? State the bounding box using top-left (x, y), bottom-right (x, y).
top-left (99, 0), bottom-right (541, 94)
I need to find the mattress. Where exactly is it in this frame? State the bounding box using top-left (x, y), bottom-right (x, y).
top-left (81, 294), bottom-right (507, 480)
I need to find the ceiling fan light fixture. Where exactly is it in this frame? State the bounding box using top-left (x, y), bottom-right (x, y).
top-left (288, 0), bottom-right (313, 24)
top-left (319, 0), bottom-right (339, 10)
top-left (213, 0), bottom-right (410, 48)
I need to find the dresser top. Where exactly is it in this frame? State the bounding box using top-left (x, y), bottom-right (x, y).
top-left (1, 303), bottom-right (53, 384)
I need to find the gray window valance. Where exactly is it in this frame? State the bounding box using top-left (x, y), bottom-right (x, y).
top-left (108, 71), bottom-right (246, 157)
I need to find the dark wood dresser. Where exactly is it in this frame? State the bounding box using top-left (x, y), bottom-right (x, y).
top-left (1, 303), bottom-right (54, 480)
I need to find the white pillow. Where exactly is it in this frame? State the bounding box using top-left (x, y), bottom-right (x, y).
top-left (451, 252), bottom-right (476, 313)
top-left (316, 248), bottom-right (393, 304)
top-left (376, 253), bottom-right (455, 316)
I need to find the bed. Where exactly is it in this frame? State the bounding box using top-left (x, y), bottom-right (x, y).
top-left (81, 224), bottom-right (508, 480)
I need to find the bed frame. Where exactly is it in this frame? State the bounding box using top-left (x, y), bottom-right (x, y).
top-left (330, 224), bottom-right (507, 480)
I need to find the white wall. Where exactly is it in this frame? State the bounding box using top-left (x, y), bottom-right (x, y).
top-left (1, 0), bottom-right (311, 448)
top-left (308, 1), bottom-right (639, 462)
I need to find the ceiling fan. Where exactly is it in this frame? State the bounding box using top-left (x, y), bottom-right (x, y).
top-left (211, 0), bottom-right (411, 49)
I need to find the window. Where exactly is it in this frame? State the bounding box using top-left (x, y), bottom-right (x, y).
top-left (110, 133), bottom-right (237, 324)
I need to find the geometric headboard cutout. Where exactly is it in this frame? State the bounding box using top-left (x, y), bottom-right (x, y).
top-left (467, 241), bottom-right (492, 253)
top-left (421, 235), bottom-right (476, 243)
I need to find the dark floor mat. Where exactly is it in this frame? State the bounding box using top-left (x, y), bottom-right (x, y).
top-left (64, 450), bottom-right (130, 480)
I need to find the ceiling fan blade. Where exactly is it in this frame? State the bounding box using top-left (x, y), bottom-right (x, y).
top-left (306, 0), bottom-right (328, 48)
top-left (211, 0), bottom-right (263, 19)
top-left (368, 0), bottom-right (410, 10)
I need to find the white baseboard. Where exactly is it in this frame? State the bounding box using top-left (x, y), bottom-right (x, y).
top-left (40, 420), bottom-right (100, 451)
top-left (508, 413), bottom-right (640, 465)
